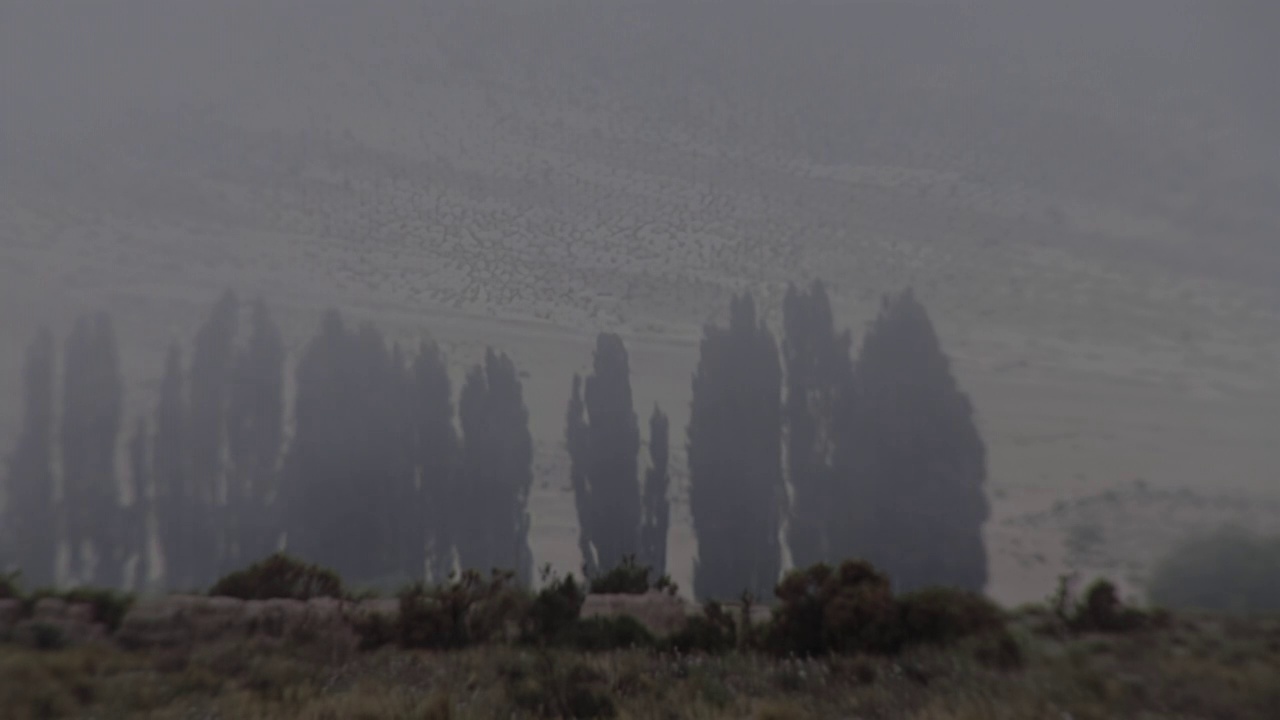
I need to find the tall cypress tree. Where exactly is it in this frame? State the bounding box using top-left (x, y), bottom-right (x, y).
top-left (3, 329), bottom-right (58, 587)
top-left (61, 314), bottom-right (123, 586)
top-left (568, 333), bottom-right (642, 576)
top-left (283, 312), bottom-right (414, 585)
top-left (687, 293), bottom-right (785, 601)
top-left (841, 289), bottom-right (989, 592)
top-left (188, 290), bottom-right (238, 582)
top-left (226, 298), bottom-right (285, 566)
top-left (782, 280), bottom-right (852, 568)
top-left (125, 417), bottom-right (151, 590)
top-left (456, 348), bottom-right (534, 585)
top-left (152, 344), bottom-right (190, 588)
top-left (639, 406), bottom-right (670, 578)
top-left (565, 375), bottom-right (594, 575)
top-left (411, 339), bottom-right (458, 583)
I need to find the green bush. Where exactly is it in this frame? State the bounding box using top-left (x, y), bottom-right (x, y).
top-left (896, 586), bottom-right (1005, 647)
top-left (505, 655), bottom-right (616, 719)
top-left (522, 568), bottom-right (586, 645)
top-left (1148, 527), bottom-right (1280, 613)
top-left (208, 553), bottom-right (344, 600)
top-left (666, 601), bottom-right (737, 654)
top-left (563, 615), bottom-right (655, 651)
top-left (764, 560), bottom-right (898, 657)
top-left (397, 570), bottom-right (528, 650)
top-left (586, 555), bottom-right (676, 596)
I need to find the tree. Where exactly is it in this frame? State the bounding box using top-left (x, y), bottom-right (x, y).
top-left (3, 329), bottom-right (59, 587)
top-left (152, 344), bottom-right (191, 589)
top-left (60, 313), bottom-right (124, 586)
top-left (409, 340), bottom-right (458, 583)
top-left (782, 281), bottom-right (852, 568)
top-left (188, 290), bottom-right (238, 582)
top-left (283, 311), bottom-right (412, 586)
top-left (687, 293), bottom-right (785, 601)
top-left (638, 406), bottom-right (670, 578)
top-left (456, 348), bottom-right (534, 586)
top-left (840, 289), bottom-right (989, 592)
top-left (226, 298), bottom-right (285, 565)
top-left (125, 417), bottom-right (152, 590)
top-left (567, 333), bottom-right (642, 576)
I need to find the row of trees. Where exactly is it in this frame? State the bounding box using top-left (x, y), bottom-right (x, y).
top-left (570, 282), bottom-right (987, 601)
top-left (1, 282), bottom-right (987, 601)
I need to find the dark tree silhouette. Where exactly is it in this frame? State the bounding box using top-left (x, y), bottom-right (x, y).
top-left (60, 313), bottom-right (123, 586)
top-left (567, 333), bottom-right (642, 576)
top-left (152, 344), bottom-right (192, 588)
top-left (283, 311), bottom-right (413, 585)
top-left (840, 289), bottom-right (989, 592)
top-left (188, 290), bottom-right (238, 582)
top-left (126, 417), bottom-right (152, 589)
top-left (782, 280), bottom-right (853, 568)
top-left (456, 348), bottom-right (534, 586)
top-left (3, 329), bottom-right (59, 587)
top-left (639, 406), bottom-right (671, 578)
top-left (566, 375), bottom-right (594, 575)
top-left (226, 298), bottom-right (285, 565)
top-left (410, 339), bottom-right (458, 583)
top-left (687, 293), bottom-right (785, 601)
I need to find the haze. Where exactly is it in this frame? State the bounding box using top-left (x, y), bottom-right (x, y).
top-left (1, 0), bottom-right (1277, 605)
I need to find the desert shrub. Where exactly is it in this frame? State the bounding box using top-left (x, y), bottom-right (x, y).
top-left (972, 628), bottom-right (1025, 670)
top-left (0, 571), bottom-right (21, 600)
top-left (208, 553), bottom-right (343, 600)
top-left (895, 586), bottom-right (1005, 647)
top-left (1071, 579), bottom-right (1151, 633)
top-left (522, 567), bottom-right (586, 645)
top-left (564, 615), bottom-right (655, 651)
top-left (586, 555), bottom-right (675, 595)
top-left (29, 622), bottom-right (67, 651)
top-left (1148, 527), bottom-right (1280, 613)
top-left (350, 610), bottom-right (396, 651)
top-left (397, 570), bottom-right (527, 649)
top-left (764, 560), bottom-right (898, 656)
top-left (58, 588), bottom-right (135, 633)
top-left (666, 601), bottom-right (737, 654)
top-left (505, 655), bottom-right (616, 718)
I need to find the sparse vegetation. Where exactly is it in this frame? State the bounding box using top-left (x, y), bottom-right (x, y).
top-left (207, 552), bottom-right (344, 601)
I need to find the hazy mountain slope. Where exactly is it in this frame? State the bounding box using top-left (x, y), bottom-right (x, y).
top-left (1, 0), bottom-right (1276, 602)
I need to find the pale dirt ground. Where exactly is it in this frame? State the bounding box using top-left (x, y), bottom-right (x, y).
top-left (2, 1), bottom-right (1278, 605)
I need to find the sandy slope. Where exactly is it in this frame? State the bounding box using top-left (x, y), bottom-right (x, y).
top-left (1, 1), bottom-right (1277, 604)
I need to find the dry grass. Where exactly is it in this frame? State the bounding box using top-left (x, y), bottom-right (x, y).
top-left (1, 613), bottom-right (1277, 719)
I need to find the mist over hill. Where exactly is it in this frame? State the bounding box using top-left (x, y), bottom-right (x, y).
top-left (1, 0), bottom-right (1277, 603)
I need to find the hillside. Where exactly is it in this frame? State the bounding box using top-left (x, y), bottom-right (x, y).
top-left (1, 0), bottom-right (1278, 605)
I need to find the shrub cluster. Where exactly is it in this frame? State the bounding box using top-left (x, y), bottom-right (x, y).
top-left (756, 560), bottom-right (1010, 657)
top-left (1047, 574), bottom-right (1165, 635)
top-left (207, 553), bottom-right (344, 601)
top-left (586, 555), bottom-right (676, 596)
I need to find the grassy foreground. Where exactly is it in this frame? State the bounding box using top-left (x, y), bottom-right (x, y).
top-left (1, 609), bottom-right (1278, 720)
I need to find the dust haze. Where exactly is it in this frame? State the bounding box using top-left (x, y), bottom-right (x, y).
top-left (1, 0), bottom-right (1277, 604)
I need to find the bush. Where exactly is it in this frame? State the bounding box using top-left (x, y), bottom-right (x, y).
top-left (58, 588), bottom-right (135, 633)
top-left (523, 568), bottom-right (586, 645)
top-left (505, 655), bottom-right (616, 718)
top-left (0, 571), bottom-right (21, 600)
top-left (208, 553), bottom-right (344, 600)
top-left (563, 615), bottom-right (655, 651)
top-left (397, 570), bottom-right (528, 650)
top-left (666, 601), bottom-right (737, 654)
top-left (587, 555), bottom-right (675, 595)
top-left (1072, 579), bottom-right (1150, 633)
top-left (1147, 527), bottom-right (1280, 613)
top-left (764, 560), bottom-right (898, 657)
top-left (896, 586), bottom-right (1005, 647)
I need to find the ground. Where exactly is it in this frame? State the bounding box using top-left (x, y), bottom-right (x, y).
top-left (2, 610), bottom-right (1279, 719)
